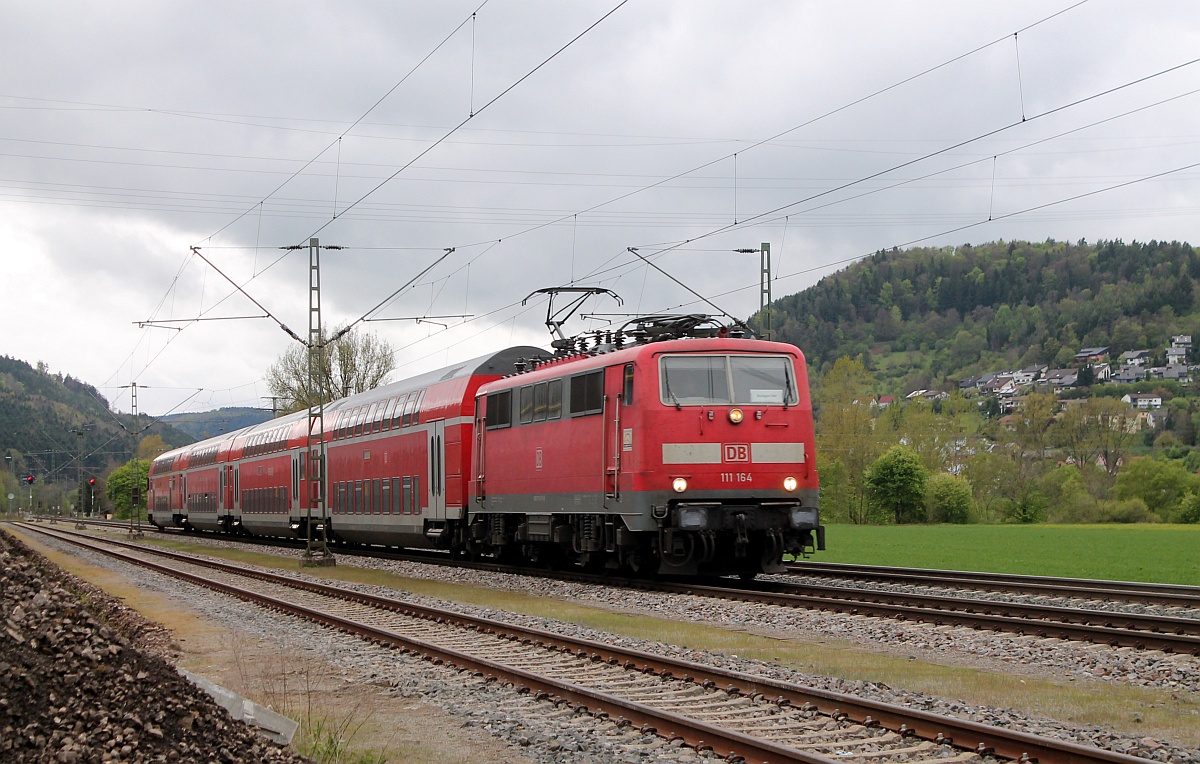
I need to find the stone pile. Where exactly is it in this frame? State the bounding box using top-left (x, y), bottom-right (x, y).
top-left (0, 531), bottom-right (310, 764)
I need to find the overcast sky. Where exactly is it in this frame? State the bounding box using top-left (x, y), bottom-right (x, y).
top-left (3, 1), bottom-right (1199, 416)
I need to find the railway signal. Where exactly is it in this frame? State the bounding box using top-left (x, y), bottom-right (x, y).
top-left (25, 475), bottom-right (34, 485)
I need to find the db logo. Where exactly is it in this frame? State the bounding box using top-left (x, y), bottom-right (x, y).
top-left (723, 444), bottom-right (749, 463)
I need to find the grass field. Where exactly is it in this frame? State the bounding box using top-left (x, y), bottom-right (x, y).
top-left (807, 523), bottom-right (1200, 585)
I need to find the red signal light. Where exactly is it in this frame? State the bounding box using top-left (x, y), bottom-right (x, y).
top-left (88, 477), bottom-right (96, 486)
top-left (25, 475), bottom-right (34, 485)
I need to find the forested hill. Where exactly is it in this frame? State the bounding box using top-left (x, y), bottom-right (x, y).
top-left (160, 407), bottom-right (272, 441)
top-left (766, 239), bottom-right (1199, 392)
top-left (0, 355), bottom-right (192, 480)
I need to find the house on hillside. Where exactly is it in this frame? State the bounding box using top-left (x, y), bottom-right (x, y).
top-left (1122, 393), bottom-right (1163, 410)
top-left (1042, 368), bottom-right (1079, 387)
top-left (1092, 362), bottom-right (1112, 382)
top-left (1012, 365), bottom-right (1047, 385)
top-left (1172, 334), bottom-right (1192, 349)
top-left (1166, 347), bottom-right (1187, 364)
top-left (1148, 364), bottom-right (1189, 381)
top-left (974, 371), bottom-right (1001, 389)
top-left (1119, 349), bottom-right (1153, 366)
top-left (872, 395), bottom-right (895, 409)
top-left (1112, 365), bottom-right (1148, 383)
top-left (1074, 347), bottom-right (1109, 364)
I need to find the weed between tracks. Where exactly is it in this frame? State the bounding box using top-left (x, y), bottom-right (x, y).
top-left (231, 639), bottom-right (389, 764)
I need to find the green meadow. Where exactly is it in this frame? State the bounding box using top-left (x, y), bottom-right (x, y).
top-left (808, 523), bottom-right (1200, 585)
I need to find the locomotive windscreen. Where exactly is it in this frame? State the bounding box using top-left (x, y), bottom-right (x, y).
top-left (660, 354), bottom-right (797, 406)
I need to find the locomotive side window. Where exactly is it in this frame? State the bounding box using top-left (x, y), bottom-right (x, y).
top-left (519, 386), bottom-right (534, 424)
top-left (622, 363), bottom-right (634, 405)
top-left (570, 370), bottom-right (604, 416)
top-left (533, 383), bottom-right (548, 421)
top-left (547, 379), bottom-right (562, 419)
top-left (485, 390), bottom-right (513, 429)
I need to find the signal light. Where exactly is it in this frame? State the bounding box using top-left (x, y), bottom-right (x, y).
top-left (88, 477), bottom-right (96, 486)
top-left (25, 475), bottom-right (34, 485)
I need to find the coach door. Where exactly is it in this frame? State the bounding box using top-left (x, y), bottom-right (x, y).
top-left (428, 419), bottom-right (447, 519)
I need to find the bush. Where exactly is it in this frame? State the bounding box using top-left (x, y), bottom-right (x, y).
top-left (1095, 498), bottom-right (1158, 523)
top-left (1171, 492), bottom-right (1200, 524)
top-left (925, 473), bottom-right (972, 523)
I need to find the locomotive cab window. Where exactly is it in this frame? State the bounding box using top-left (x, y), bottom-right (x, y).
top-left (660, 354), bottom-right (797, 406)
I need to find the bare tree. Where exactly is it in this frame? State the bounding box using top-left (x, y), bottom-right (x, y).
top-left (266, 326), bottom-right (397, 414)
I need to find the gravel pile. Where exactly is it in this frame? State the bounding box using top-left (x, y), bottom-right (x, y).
top-left (0, 530), bottom-right (310, 764)
top-left (53, 530), bottom-right (1200, 763)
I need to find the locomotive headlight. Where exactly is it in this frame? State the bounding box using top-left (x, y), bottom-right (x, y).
top-left (790, 507), bottom-right (818, 529)
top-left (672, 477), bottom-right (688, 493)
top-left (783, 476), bottom-right (798, 492)
top-left (678, 506), bottom-right (708, 530)
top-left (728, 408), bottom-right (744, 424)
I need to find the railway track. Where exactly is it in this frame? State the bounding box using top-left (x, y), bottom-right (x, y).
top-left (52, 518), bottom-right (1200, 655)
top-left (12, 522), bottom-right (1158, 764)
top-left (786, 561), bottom-right (1200, 609)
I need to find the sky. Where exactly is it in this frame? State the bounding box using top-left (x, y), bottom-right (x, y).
top-left (2, 1), bottom-right (1199, 416)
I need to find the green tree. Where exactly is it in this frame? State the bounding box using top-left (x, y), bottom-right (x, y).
top-left (925, 472), bottom-right (972, 523)
top-left (866, 446), bottom-right (929, 524)
top-left (266, 326), bottom-right (397, 413)
top-left (1114, 457), bottom-right (1198, 519)
top-left (137, 434), bottom-right (171, 460)
top-left (105, 458), bottom-right (150, 519)
top-left (815, 357), bottom-right (882, 524)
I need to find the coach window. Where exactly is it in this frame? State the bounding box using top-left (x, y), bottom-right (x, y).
top-left (401, 394), bottom-right (417, 427)
top-left (519, 386), bottom-right (534, 424)
top-left (364, 402), bottom-right (379, 434)
top-left (402, 477), bottom-right (412, 514)
top-left (381, 397), bottom-right (398, 431)
top-left (485, 390), bottom-right (512, 429)
top-left (381, 478), bottom-right (391, 514)
top-left (569, 370), bottom-right (604, 416)
top-left (623, 363), bottom-right (634, 405)
top-left (547, 379), bottom-right (563, 420)
top-left (391, 477), bottom-right (401, 513)
top-left (412, 390), bottom-right (425, 425)
top-left (398, 393), bottom-right (412, 429)
top-left (354, 480), bottom-right (363, 514)
top-left (372, 402), bottom-right (386, 433)
top-left (533, 383), bottom-right (548, 422)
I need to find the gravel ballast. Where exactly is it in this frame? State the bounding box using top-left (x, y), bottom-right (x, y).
top-left (15, 527), bottom-right (1200, 763)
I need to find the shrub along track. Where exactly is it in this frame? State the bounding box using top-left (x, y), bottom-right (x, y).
top-left (16, 522), bottom-right (1163, 764)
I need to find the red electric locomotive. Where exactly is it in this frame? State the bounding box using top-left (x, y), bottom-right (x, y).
top-left (147, 312), bottom-right (822, 577)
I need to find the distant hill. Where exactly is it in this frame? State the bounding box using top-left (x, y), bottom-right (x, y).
top-left (0, 355), bottom-right (193, 484)
top-left (762, 239), bottom-right (1199, 394)
top-left (160, 407), bottom-right (272, 440)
